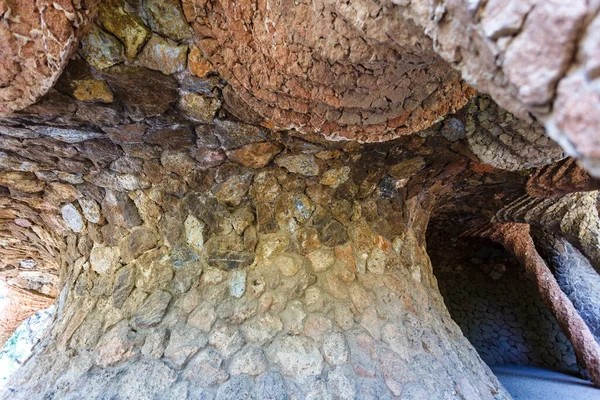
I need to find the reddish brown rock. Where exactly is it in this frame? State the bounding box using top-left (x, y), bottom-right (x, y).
top-left (226, 142), bottom-right (283, 169)
top-left (0, 286), bottom-right (53, 347)
top-left (102, 65), bottom-right (179, 121)
top-left (2, 0), bottom-right (600, 184)
top-left (527, 158), bottom-right (600, 198)
top-left (183, 0), bottom-right (471, 141)
top-left (0, 0), bottom-right (98, 114)
top-left (1, 2), bottom-right (599, 398)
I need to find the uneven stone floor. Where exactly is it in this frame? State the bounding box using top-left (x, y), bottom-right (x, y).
top-left (493, 365), bottom-right (600, 400)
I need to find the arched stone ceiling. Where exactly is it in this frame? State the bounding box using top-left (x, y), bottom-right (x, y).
top-left (181, 0), bottom-right (473, 141)
top-left (1, 0), bottom-right (600, 175)
top-left (181, 0), bottom-right (600, 173)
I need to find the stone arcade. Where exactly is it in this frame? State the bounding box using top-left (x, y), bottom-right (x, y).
top-left (1, 1), bottom-right (600, 399)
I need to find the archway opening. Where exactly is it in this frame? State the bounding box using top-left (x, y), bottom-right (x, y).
top-left (427, 216), bottom-right (579, 373)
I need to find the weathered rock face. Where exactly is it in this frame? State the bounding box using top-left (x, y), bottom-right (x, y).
top-left (1, 0), bottom-right (600, 399)
top-left (465, 96), bottom-right (564, 171)
top-left (0, 18), bottom-right (524, 392)
top-left (3, 0), bottom-right (600, 179)
top-left (0, 0), bottom-right (98, 114)
top-left (182, 0), bottom-right (473, 141)
top-left (473, 223), bottom-right (600, 387)
top-left (182, 0), bottom-right (600, 176)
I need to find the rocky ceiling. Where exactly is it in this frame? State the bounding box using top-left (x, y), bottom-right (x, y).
top-left (2, 0), bottom-right (600, 174)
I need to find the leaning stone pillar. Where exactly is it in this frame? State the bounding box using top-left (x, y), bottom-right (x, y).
top-left (0, 141), bottom-right (509, 399)
top-left (532, 229), bottom-right (600, 345)
top-left (479, 223), bottom-right (600, 388)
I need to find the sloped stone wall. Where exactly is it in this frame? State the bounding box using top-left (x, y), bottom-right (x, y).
top-left (0, 43), bottom-right (519, 395)
top-left (0, 126), bottom-right (510, 398)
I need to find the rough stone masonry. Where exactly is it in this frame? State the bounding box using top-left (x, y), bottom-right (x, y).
top-left (0, 0), bottom-right (600, 399)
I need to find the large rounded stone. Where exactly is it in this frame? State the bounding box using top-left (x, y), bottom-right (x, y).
top-left (182, 0), bottom-right (471, 141)
top-left (0, 0), bottom-right (97, 114)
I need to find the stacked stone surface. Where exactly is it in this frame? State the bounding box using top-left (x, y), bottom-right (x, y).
top-left (0, 0), bottom-right (599, 399)
top-left (4, 0), bottom-right (600, 177)
top-left (0, 105), bottom-right (515, 398)
top-left (0, 6), bottom-right (521, 392)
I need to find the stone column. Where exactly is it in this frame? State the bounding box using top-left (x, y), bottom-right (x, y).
top-left (532, 229), bottom-right (600, 344)
top-left (0, 1), bottom-right (515, 396)
top-left (479, 223), bottom-right (600, 388)
top-left (0, 136), bottom-right (509, 399)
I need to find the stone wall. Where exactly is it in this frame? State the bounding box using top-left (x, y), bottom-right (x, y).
top-left (3, 1), bottom-right (589, 398)
top-left (428, 230), bottom-right (578, 372)
top-left (0, 124), bottom-right (510, 398)
top-left (0, 29), bottom-right (519, 394)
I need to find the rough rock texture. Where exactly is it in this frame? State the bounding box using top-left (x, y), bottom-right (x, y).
top-left (394, 1), bottom-right (600, 177)
top-left (465, 96), bottom-right (564, 171)
top-left (494, 192), bottom-right (600, 274)
top-left (0, 126), bottom-right (511, 399)
top-left (180, 0), bottom-right (600, 176)
top-left (0, 285), bottom-right (53, 348)
top-left (182, 0), bottom-right (473, 141)
top-left (0, 0), bottom-right (98, 114)
top-left (476, 223), bottom-right (600, 388)
top-left (0, 21), bottom-right (533, 393)
top-left (0, 304), bottom-right (54, 389)
top-left (1, 0), bottom-right (600, 398)
top-left (527, 158), bottom-right (600, 198)
top-left (533, 230), bottom-right (600, 345)
top-left (2, 1), bottom-right (600, 179)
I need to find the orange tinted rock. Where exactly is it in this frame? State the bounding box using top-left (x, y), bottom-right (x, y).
top-left (188, 46), bottom-right (214, 78)
top-left (0, 171), bottom-right (45, 193)
top-left (227, 142), bottom-right (283, 169)
top-left (72, 80), bottom-right (114, 103)
top-left (0, 0), bottom-right (98, 114)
